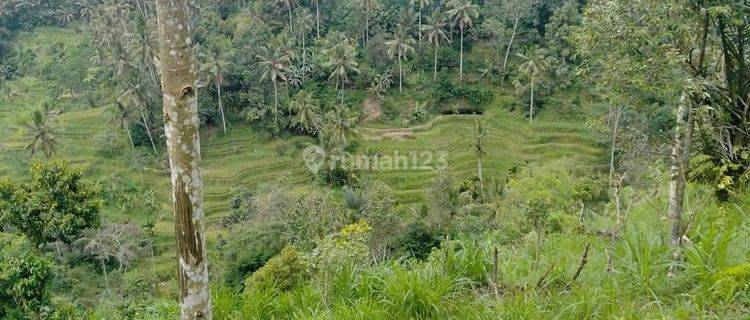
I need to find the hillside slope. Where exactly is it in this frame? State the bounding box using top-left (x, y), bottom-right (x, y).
top-left (0, 26), bottom-right (606, 251)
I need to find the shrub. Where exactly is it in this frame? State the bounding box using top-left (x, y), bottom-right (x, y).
top-left (244, 246), bottom-right (307, 292)
top-left (546, 210), bottom-right (581, 233)
top-left (0, 233), bottom-right (54, 318)
top-left (0, 162), bottom-right (101, 245)
top-left (357, 180), bottom-right (398, 234)
top-left (222, 187), bottom-right (259, 227)
top-left (282, 193), bottom-right (346, 249)
top-left (221, 222), bottom-right (287, 288)
top-left (390, 222), bottom-right (442, 260)
top-left (305, 221), bottom-right (373, 276)
top-left (426, 167), bottom-right (458, 225)
top-left (342, 185), bottom-right (364, 211)
top-left (504, 158), bottom-right (605, 217)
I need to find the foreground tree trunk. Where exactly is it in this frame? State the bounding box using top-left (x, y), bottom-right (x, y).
top-left (667, 92), bottom-right (693, 278)
top-left (154, 1), bottom-right (212, 318)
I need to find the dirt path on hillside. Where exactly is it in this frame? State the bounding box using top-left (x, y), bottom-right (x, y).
top-left (361, 115), bottom-right (465, 141)
top-left (360, 96), bottom-right (382, 123)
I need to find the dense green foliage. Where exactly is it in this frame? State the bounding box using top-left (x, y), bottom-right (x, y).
top-left (0, 162), bottom-right (101, 245)
top-left (0, 233), bottom-right (54, 319)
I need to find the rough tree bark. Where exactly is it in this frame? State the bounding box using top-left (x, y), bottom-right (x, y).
top-left (154, 1), bottom-right (212, 318)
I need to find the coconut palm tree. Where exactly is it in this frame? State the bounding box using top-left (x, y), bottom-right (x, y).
top-left (410, 0), bottom-right (431, 45)
top-left (322, 109), bottom-right (360, 147)
top-left (447, 0), bottom-right (478, 82)
top-left (322, 37), bottom-right (359, 107)
top-left (289, 91), bottom-right (323, 134)
top-left (396, 6), bottom-right (417, 31)
top-left (24, 109), bottom-right (58, 158)
top-left (358, 0), bottom-right (381, 45)
top-left (257, 46), bottom-right (291, 126)
top-left (385, 28), bottom-right (416, 93)
top-left (107, 101), bottom-right (135, 149)
top-left (421, 13), bottom-right (450, 81)
top-left (128, 13), bottom-right (158, 86)
top-left (295, 8), bottom-right (315, 76)
top-left (199, 41), bottom-right (230, 135)
top-left (517, 46), bottom-right (550, 124)
top-left (368, 70), bottom-right (394, 96)
top-left (311, 0), bottom-right (326, 40)
top-left (278, 0), bottom-right (297, 32)
top-left (119, 78), bottom-right (158, 153)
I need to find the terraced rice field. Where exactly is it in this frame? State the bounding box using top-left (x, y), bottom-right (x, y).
top-left (0, 27), bottom-right (606, 253)
top-left (359, 111), bottom-right (605, 203)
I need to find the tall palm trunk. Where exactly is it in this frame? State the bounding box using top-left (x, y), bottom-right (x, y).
top-left (529, 76), bottom-right (534, 124)
top-left (418, 5), bottom-right (422, 46)
top-left (459, 27), bottom-right (464, 82)
top-left (477, 156), bottom-right (483, 190)
top-left (365, 13), bottom-right (370, 45)
top-left (273, 80), bottom-right (279, 125)
top-left (124, 122), bottom-right (135, 149)
top-left (398, 55), bottom-right (403, 93)
top-left (667, 92), bottom-right (694, 277)
top-left (138, 106), bottom-right (158, 152)
top-left (154, 0), bottom-right (212, 318)
top-left (609, 105), bottom-right (622, 181)
top-left (340, 77), bottom-right (345, 107)
top-left (502, 15), bottom-right (520, 72)
top-left (216, 67), bottom-right (227, 135)
top-left (302, 35), bottom-right (307, 79)
top-left (433, 45), bottom-right (439, 81)
top-left (288, 6), bottom-right (293, 32)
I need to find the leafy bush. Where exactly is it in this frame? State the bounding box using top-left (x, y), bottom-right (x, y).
top-left (357, 180), bottom-right (398, 239)
top-left (0, 233), bottom-right (54, 318)
top-left (221, 222), bottom-right (287, 288)
top-left (546, 210), bottom-right (581, 233)
top-left (426, 167), bottom-right (458, 225)
top-left (0, 162), bottom-right (102, 245)
top-left (504, 158), bottom-right (606, 221)
top-left (222, 187), bottom-right (260, 227)
top-left (244, 246), bottom-right (307, 292)
top-left (390, 222), bottom-right (442, 260)
top-left (282, 192), bottom-right (346, 249)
